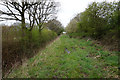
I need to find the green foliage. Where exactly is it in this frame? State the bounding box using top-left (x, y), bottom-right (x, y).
top-left (65, 1), bottom-right (119, 52)
top-left (46, 19), bottom-right (64, 35)
top-left (109, 7), bottom-right (120, 38)
top-left (66, 1), bottom-right (119, 39)
top-left (2, 25), bottom-right (57, 76)
top-left (65, 14), bottom-right (80, 34)
top-left (21, 28), bottom-right (57, 48)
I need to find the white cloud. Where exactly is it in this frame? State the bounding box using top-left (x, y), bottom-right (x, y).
top-left (56, 0), bottom-right (119, 27)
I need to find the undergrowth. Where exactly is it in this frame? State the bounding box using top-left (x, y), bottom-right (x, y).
top-left (2, 26), bottom-right (57, 76)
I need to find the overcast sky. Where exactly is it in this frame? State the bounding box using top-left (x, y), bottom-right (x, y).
top-left (56, 0), bottom-right (119, 27)
top-left (0, 0), bottom-right (119, 27)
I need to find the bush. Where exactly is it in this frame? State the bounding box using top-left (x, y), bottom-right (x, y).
top-left (65, 1), bottom-right (119, 51)
top-left (2, 25), bottom-right (57, 76)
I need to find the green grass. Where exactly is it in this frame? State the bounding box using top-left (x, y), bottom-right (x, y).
top-left (7, 35), bottom-right (118, 78)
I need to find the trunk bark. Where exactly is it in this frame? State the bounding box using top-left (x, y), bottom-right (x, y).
top-left (39, 25), bottom-right (42, 32)
top-left (21, 13), bottom-right (26, 38)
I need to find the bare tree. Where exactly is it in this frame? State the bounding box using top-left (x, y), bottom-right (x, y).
top-left (0, 0), bottom-right (30, 29)
top-left (27, 0), bottom-right (58, 31)
top-left (0, 0), bottom-right (58, 31)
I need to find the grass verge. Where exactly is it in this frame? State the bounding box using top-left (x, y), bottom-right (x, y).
top-left (7, 35), bottom-right (118, 78)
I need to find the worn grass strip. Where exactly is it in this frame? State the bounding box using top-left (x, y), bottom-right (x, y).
top-left (7, 35), bottom-right (118, 78)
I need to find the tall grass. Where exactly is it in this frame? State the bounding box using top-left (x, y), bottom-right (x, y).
top-left (2, 25), bottom-right (57, 76)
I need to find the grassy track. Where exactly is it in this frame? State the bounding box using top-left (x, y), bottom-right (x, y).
top-left (7, 35), bottom-right (118, 78)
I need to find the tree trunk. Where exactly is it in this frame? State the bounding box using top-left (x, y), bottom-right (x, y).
top-left (21, 13), bottom-right (26, 37)
top-left (39, 25), bottom-right (42, 32)
top-left (22, 19), bottom-right (25, 29)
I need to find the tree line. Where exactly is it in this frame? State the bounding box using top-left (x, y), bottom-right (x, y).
top-left (1, 0), bottom-right (64, 76)
top-left (0, 0), bottom-right (62, 32)
top-left (66, 1), bottom-right (120, 51)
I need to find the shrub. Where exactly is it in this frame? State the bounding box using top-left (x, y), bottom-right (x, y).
top-left (2, 25), bottom-right (57, 76)
top-left (65, 1), bottom-right (119, 51)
